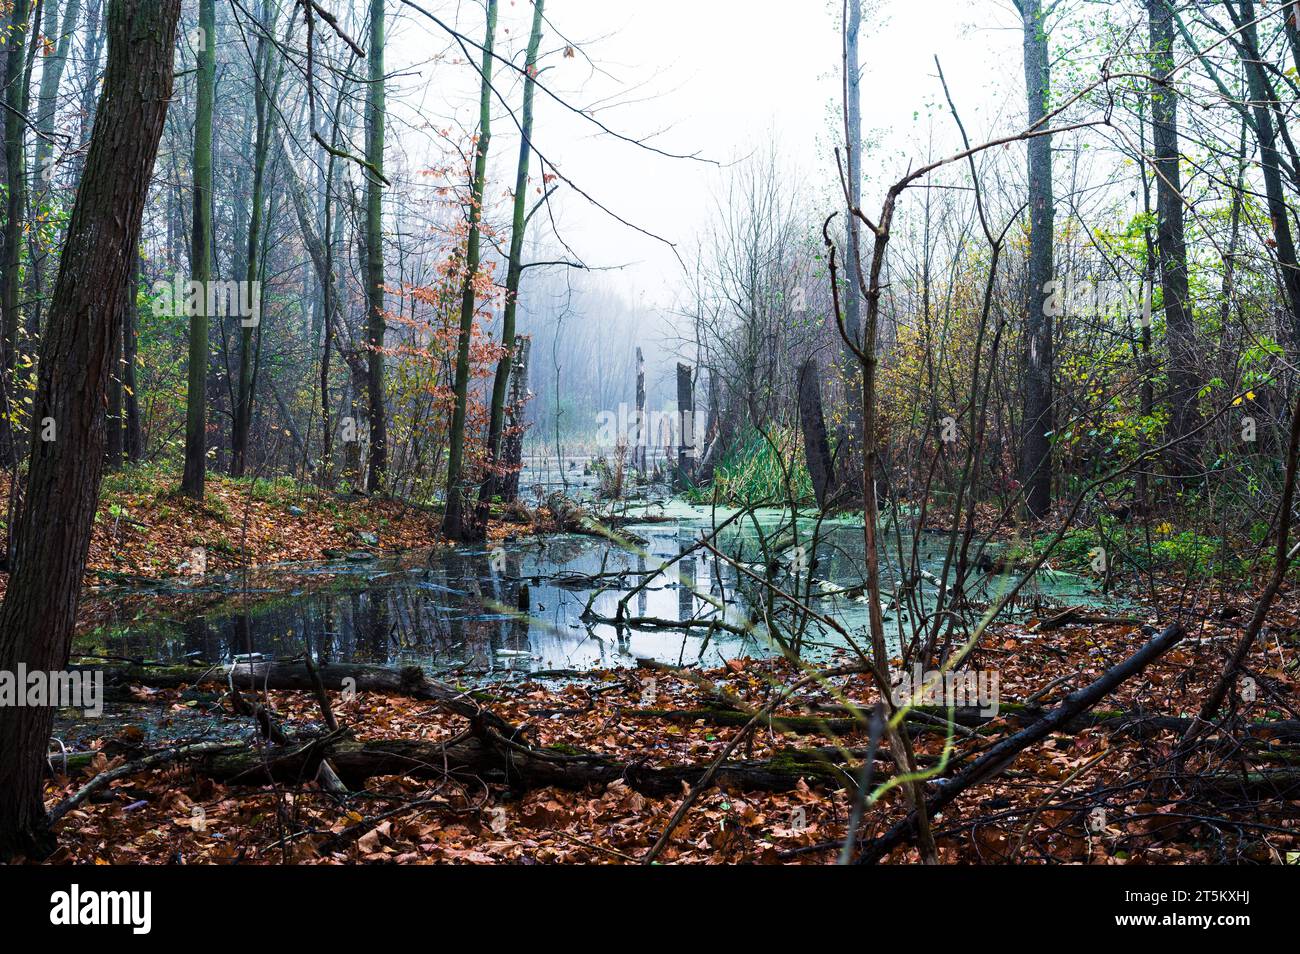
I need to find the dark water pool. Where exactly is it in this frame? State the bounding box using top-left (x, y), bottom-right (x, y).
top-left (76, 501), bottom-right (1122, 676)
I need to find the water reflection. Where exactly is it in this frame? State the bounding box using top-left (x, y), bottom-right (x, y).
top-left (80, 506), bottom-right (1118, 674)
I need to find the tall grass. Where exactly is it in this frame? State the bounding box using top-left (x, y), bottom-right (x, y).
top-left (687, 425), bottom-right (815, 505)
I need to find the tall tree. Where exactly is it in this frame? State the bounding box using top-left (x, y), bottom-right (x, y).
top-left (74, 0), bottom-right (105, 165)
top-left (480, 0), bottom-right (544, 508)
top-left (443, 0), bottom-right (497, 539)
top-left (363, 0), bottom-right (387, 492)
top-left (27, 0), bottom-right (83, 333)
top-left (232, 0), bottom-right (281, 476)
top-left (1147, 0), bottom-right (1198, 479)
top-left (1016, 0), bottom-right (1055, 519)
top-left (1227, 0), bottom-right (1300, 340)
top-left (0, 0), bottom-right (31, 466)
top-left (0, 0), bottom-right (179, 860)
top-left (839, 0), bottom-right (863, 488)
top-left (181, 0), bottom-right (215, 498)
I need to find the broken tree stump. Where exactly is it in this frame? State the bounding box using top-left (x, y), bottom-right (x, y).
top-left (797, 357), bottom-right (836, 508)
top-left (675, 362), bottom-right (695, 490)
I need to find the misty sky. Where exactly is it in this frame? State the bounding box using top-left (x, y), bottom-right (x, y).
top-left (385, 0), bottom-right (1030, 311)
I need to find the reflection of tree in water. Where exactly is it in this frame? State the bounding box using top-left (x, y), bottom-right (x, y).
top-left (183, 616), bottom-right (220, 662)
top-left (81, 511), bottom-right (1061, 676)
top-left (677, 540), bottom-right (697, 622)
top-left (362, 592), bottom-right (391, 662)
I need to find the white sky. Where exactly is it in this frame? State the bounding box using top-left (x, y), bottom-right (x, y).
top-left (387, 0), bottom-right (1030, 310)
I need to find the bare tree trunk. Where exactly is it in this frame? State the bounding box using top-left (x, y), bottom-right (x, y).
top-left (443, 0), bottom-right (497, 538)
top-left (839, 0), bottom-right (864, 485)
top-left (698, 367), bottom-right (721, 483)
top-left (1148, 0), bottom-right (1198, 481)
top-left (0, 0), bottom-right (32, 467)
top-left (798, 358), bottom-right (836, 508)
top-left (501, 335), bottom-right (530, 503)
top-left (181, 0), bottom-right (214, 498)
top-left (232, 0), bottom-right (280, 477)
top-left (0, 0), bottom-right (178, 860)
top-left (480, 0), bottom-right (544, 510)
top-left (1017, 0), bottom-right (1054, 519)
top-left (635, 346), bottom-right (646, 476)
top-left (1230, 1), bottom-right (1300, 341)
top-left (26, 0), bottom-right (82, 334)
top-left (675, 362), bottom-right (695, 489)
top-left (363, 0), bottom-right (387, 493)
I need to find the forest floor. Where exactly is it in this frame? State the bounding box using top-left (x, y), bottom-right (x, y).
top-left (9, 467), bottom-right (1297, 864)
top-left (39, 595), bottom-right (1300, 865)
top-left (0, 466), bottom-right (528, 599)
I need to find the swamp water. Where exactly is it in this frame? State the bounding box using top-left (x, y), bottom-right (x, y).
top-left (56, 497), bottom-right (1131, 748)
top-left (77, 500), bottom-right (1122, 676)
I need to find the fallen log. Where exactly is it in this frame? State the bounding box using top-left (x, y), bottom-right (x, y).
top-left (61, 654), bottom-right (893, 796)
top-left (94, 659), bottom-right (433, 695)
top-left (67, 732), bottom-right (880, 796)
top-left (48, 741), bottom-right (242, 825)
top-left (1184, 768), bottom-right (1300, 800)
top-left (102, 657), bottom-right (1300, 750)
top-left (95, 655), bottom-right (1300, 753)
top-left (542, 494), bottom-right (647, 546)
top-left (630, 706), bottom-right (865, 736)
top-left (855, 622), bottom-right (1186, 864)
top-left (87, 658), bottom-right (504, 727)
top-left (583, 612), bottom-right (749, 635)
top-left (626, 700), bottom-right (1300, 742)
top-left (1035, 606), bottom-right (1143, 631)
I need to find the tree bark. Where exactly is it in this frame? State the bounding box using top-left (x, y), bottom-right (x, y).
top-left (501, 334), bottom-right (529, 502)
top-left (26, 0), bottom-right (82, 335)
top-left (635, 346), bottom-right (647, 476)
top-left (181, 0), bottom-right (215, 499)
top-left (1148, 0), bottom-right (1198, 480)
top-left (839, 0), bottom-right (864, 487)
top-left (106, 311), bottom-right (124, 469)
top-left (363, 0), bottom-right (388, 493)
top-left (0, 0), bottom-right (179, 860)
top-left (480, 0), bottom-right (543, 510)
top-left (0, 0), bottom-right (32, 467)
top-left (1230, 1), bottom-right (1300, 342)
top-left (442, 0), bottom-right (497, 538)
top-left (232, 0), bottom-right (280, 477)
top-left (798, 358), bottom-right (836, 508)
top-left (675, 362), bottom-right (695, 489)
top-left (1018, 0), bottom-right (1054, 519)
